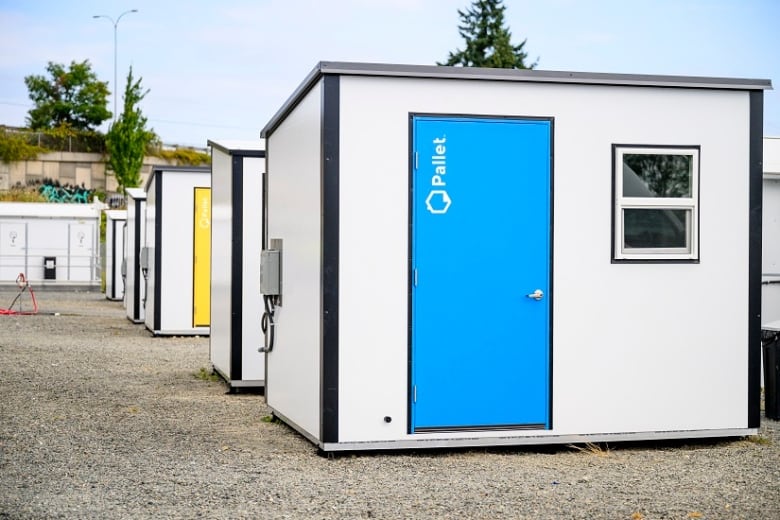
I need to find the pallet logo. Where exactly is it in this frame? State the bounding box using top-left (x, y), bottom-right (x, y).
top-left (426, 135), bottom-right (451, 214)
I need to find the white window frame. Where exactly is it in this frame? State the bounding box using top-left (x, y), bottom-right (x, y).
top-left (614, 146), bottom-right (699, 261)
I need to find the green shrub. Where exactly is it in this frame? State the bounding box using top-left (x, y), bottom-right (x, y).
top-left (147, 143), bottom-right (210, 166)
top-left (0, 129), bottom-right (44, 163)
top-left (0, 185), bottom-right (48, 202)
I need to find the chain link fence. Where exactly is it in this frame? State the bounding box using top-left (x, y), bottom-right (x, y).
top-left (3, 126), bottom-right (107, 154)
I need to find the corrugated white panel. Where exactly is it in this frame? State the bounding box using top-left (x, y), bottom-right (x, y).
top-left (763, 177), bottom-right (780, 325)
top-left (765, 137), bottom-right (780, 175)
top-left (0, 222), bottom-right (27, 281)
top-left (0, 202), bottom-right (99, 219)
top-left (0, 202), bottom-right (100, 283)
top-left (67, 222), bottom-right (95, 281)
top-left (765, 139), bottom-right (780, 326)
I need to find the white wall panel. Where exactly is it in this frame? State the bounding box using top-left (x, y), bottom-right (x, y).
top-left (150, 170), bottom-right (211, 335)
top-left (0, 203), bottom-right (99, 284)
top-left (241, 155), bottom-right (265, 382)
top-left (105, 211), bottom-right (126, 300)
top-left (336, 76), bottom-right (751, 441)
top-left (124, 189), bottom-right (146, 322)
top-left (210, 147), bottom-right (265, 384)
top-left (763, 176), bottom-right (780, 325)
top-left (266, 82), bottom-right (323, 439)
top-left (765, 137), bottom-right (780, 175)
top-left (0, 222), bottom-right (27, 280)
top-left (68, 223), bottom-right (95, 282)
top-left (210, 149), bottom-right (233, 374)
top-left (144, 180), bottom-right (158, 328)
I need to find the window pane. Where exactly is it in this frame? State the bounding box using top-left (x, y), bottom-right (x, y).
top-left (623, 154), bottom-right (692, 198)
top-left (623, 208), bottom-right (690, 249)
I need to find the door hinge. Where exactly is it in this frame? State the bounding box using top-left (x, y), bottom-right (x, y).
top-left (413, 268), bottom-right (418, 287)
top-left (414, 152), bottom-right (419, 170)
top-left (413, 385), bottom-right (417, 403)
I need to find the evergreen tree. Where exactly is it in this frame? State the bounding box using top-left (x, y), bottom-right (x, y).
top-left (439, 0), bottom-right (537, 69)
top-left (105, 67), bottom-right (155, 193)
top-left (24, 60), bottom-right (112, 130)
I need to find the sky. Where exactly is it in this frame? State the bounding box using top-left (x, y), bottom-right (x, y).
top-left (0, 0), bottom-right (778, 148)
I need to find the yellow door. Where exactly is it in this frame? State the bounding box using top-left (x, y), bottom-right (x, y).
top-left (193, 187), bottom-right (211, 327)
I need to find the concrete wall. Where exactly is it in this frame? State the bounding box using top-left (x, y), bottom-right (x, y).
top-left (0, 151), bottom-right (190, 193)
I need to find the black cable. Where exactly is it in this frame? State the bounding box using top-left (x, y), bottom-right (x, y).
top-left (7, 285), bottom-right (26, 310)
top-left (260, 294), bottom-right (276, 352)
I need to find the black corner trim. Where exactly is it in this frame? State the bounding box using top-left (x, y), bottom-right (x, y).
top-left (547, 118), bottom-right (555, 431)
top-left (153, 172), bottom-right (163, 332)
top-left (230, 155), bottom-right (244, 381)
top-left (133, 198), bottom-right (142, 321)
top-left (321, 75), bottom-right (340, 443)
top-left (406, 114), bottom-right (415, 433)
top-left (748, 90), bottom-right (763, 428)
top-left (109, 219), bottom-right (117, 299)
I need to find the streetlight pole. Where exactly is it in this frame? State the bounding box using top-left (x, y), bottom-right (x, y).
top-left (93, 9), bottom-right (138, 122)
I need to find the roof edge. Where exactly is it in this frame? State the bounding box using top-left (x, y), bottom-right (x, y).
top-left (260, 61), bottom-right (773, 138)
top-left (143, 164), bottom-right (211, 191)
top-left (207, 139), bottom-right (266, 157)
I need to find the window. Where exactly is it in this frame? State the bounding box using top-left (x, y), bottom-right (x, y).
top-left (613, 145), bottom-right (699, 261)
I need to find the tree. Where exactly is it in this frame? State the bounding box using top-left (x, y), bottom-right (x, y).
top-left (439, 0), bottom-right (537, 69)
top-left (105, 67), bottom-right (155, 193)
top-left (24, 60), bottom-right (111, 130)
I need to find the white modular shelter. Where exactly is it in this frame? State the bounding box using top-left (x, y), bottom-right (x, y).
top-left (144, 166), bottom-right (211, 336)
top-left (207, 140), bottom-right (266, 388)
top-left (259, 62), bottom-right (770, 452)
top-left (124, 188), bottom-right (147, 323)
top-left (0, 202), bottom-right (100, 286)
top-left (762, 137), bottom-right (780, 325)
top-left (104, 209), bottom-right (127, 301)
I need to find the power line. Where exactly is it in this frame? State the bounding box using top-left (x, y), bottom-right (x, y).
top-left (0, 100), bottom-right (31, 108)
top-left (147, 117), bottom-right (257, 131)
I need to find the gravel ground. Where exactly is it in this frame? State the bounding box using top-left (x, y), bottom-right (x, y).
top-left (1, 288), bottom-right (779, 520)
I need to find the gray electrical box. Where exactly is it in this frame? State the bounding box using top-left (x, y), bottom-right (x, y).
top-left (260, 249), bottom-right (281, 295)
top-left (139, 246), bottom-right (149, 270)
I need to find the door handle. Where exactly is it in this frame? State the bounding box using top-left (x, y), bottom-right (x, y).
top-left (526, 289), bottom-right (544, 301)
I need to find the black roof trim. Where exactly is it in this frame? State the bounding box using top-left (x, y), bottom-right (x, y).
top-left (207, 139), bottom-right (266, 157)
top-left (260, 61), bottom-right (772, 138)
top-left (143, 165), bottom-right (211, 191)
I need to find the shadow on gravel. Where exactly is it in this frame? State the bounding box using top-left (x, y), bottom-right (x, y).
top-left (314, 419), bottom-right (780, 459)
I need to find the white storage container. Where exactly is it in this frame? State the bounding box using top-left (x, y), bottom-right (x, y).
top-left (208, 140), bottom-right (266, 388)
top-left (143, 166), bottom-right (211, 336)
top-left (260, 61), bottom-right (770, 452)
top-left (104, 209), bottom-right (127, 301)
top-left (0, 202), bottom-right (100, 287)
top-left (124, 188), bottom-right (147, 323)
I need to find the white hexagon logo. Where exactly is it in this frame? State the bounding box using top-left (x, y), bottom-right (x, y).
top-left (425, 190), bottom-right (451, 214)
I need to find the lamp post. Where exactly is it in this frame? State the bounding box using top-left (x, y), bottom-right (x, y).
top-left (93, 9), bottom-right (138, 121)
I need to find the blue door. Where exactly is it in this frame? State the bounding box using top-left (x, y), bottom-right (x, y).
top-left (411, 115), bottom-right (552, 432)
